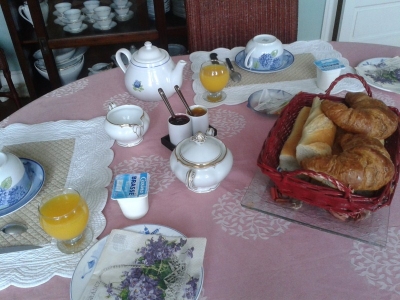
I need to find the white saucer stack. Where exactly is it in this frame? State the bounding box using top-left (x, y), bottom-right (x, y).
top-left (33, 47), bottom-right (89, 85)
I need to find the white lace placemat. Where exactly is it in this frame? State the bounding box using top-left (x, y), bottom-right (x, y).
top-left (0, 116), bottom-right (114, 290)
top-left (190, 40), bottom-right (366, 108)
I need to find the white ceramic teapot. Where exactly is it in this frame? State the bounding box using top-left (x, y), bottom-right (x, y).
top-left (115, 41), bottom-right (187, 101)
top-left (170, 131), bottom-right (233, 193)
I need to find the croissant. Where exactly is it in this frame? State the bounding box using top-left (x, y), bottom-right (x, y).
top-left (300, 133), bottom-right (394, 191)
top-left (320, 92), bottom-right (398, 140)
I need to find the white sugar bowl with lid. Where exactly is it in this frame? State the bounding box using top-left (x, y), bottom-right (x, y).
top-left (0, 152), bottom-right (31, 209)
top-left (170, 131), bottom-right (233, 193)
top-left (115, 41), bottom-right (187, 101)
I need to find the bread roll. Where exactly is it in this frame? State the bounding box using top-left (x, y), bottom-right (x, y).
top-left (320, 92), bottom-right (398, 140)
top-left (301, 133), bottom-right (394, 191)
top-left (296, 97), bottom-right (336, 163)
top-left (279, 106), bottom-right (311, 171)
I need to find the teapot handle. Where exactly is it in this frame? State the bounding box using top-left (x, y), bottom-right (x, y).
top-left (115, 48), bottom-right (132, 74)
top-left (18, 5), bottom-right (33, 26)
top-left (185, 169), bottom-right (197, 191)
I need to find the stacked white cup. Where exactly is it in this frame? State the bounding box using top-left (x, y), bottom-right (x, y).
top-left (93, 6), bottom-right (114, 30)
top-left (63, 9), bottom-right (84, 32)
top-left (111, 0), bottom-right (133, 21)
top-left (54, 2), bottom-right (71, 25)
top-left (83, 0), bottom-right (100, 23)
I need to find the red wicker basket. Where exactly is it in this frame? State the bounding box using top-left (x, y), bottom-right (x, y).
top-left (257, 73), bottom-right (400, 218)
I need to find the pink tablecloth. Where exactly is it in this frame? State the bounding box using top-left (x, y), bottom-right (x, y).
top-left (1, 41), bottom-right (400, 300)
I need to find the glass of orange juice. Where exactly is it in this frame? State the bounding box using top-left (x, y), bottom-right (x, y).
top-left (38, 188), bottom-right (93, 254)
top-left (199, 60), bottom-right (230, 103)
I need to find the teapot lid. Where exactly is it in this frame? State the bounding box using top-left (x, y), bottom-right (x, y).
top-left (131, 41), bottom-right (170, 66)
top-left (175, 132), bottom-right (228, 167)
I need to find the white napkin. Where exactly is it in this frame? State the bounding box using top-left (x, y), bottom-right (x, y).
top-left (79, 229), bottom-right (207, 300)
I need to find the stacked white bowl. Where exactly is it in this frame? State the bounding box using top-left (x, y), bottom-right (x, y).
top-left (147, 0), bottom-right (170, 20)
top-left (110, 0), bottom-right (133, 21)
top-left (33, 47), bottom-right (86, 85)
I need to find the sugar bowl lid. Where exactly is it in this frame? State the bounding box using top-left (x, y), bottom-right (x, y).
top-left (174, 132), bottom-right (228, 168)
top-left (131, 41), bottom-right (170, 67)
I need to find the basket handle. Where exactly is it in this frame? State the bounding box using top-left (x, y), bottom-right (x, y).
top-left (324, 73), bottom-right (372, 97)
top-left (280, 169), bottom-right (354, 200)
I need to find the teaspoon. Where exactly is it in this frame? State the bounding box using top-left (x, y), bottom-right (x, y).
top-left (1, 222), bottom-right (28, 235)
top-left (174, 85), bottom-right (193, 116)
top-left (158, 88), bottom-right (176, 118)
top-left (225, 58), bottom-right (242, 82)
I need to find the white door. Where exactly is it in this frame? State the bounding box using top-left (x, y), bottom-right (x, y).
top-left (337, 0), bottom-right (400, 46)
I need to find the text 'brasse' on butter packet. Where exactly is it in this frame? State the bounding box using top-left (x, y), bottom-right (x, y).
top-left (111, 173), bottom-right (150, 200)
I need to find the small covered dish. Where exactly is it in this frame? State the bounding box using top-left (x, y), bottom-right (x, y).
top-left (170, 131), bottom-right (233, 193)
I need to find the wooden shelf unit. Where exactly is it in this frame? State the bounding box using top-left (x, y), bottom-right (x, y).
top-left (1, 0), bottom-right (187, 99)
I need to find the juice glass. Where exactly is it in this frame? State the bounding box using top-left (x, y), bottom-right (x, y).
top-left (199, 60), bottom-right (230, 103)
top-left (38, 188), bottom-right (93, 254)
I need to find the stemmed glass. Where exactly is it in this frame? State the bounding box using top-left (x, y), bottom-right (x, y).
top-left (199, 60), bottom-right (230, 103)
top-left (38, 188), bottom-right (93, 254)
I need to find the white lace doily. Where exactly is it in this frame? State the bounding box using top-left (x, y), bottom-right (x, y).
top-left (190, 40), bottom-right (366, 108)
top-left (0, 117), bottom-right (114, 289)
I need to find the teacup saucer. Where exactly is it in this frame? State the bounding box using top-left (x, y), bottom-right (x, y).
top-left (63, 23), bottom-right (88, 33)
top-left (0, 158), bottom-right (45, 218)
top-left (63, 15), bottom-right (85, 24)
top-left (115, 10), bottom-right (134, 22)
top-left (235, 49), bottom-right (294, 74)
top-left (110, 2), bottom-right (133, 9)
top-left (91, 12), bottom-right (115, 21)
top-left (54, 17), bottom-right (67, 26)
top-left (93, 21), bottom-right (117, 31)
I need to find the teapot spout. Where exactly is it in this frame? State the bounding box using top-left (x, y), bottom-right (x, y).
top-left (171, 60), bottom-right (187, 87)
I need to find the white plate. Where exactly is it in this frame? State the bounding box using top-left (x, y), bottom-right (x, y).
top-left (63, 23), bottom-right (88, 34)
top-left (235, 49), bottom-right (294, 74)
top-left (70, 224), bottom-right (204, 300)
top-left (93, 21), bottom-right (117, 31)
top-left (0, 158), bottom-right (45, 217)
top-left (356, 57), bottom-right (400, 94)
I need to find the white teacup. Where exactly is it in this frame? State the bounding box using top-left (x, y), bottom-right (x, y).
top-left (244, 34), bottom-right (284, 70)
top-left (67, 20), bottom-right (83, 32)
top-left (114, 6), bottom-right (130, 16)
top-left (54, 3), bottom-right (71, 16)
top-left (64, 8), bottom-right (82, 22)
top-left (84, 0), bottom-right (100, 12)
top-left (96, 17), bottom-right (113, 29)
top-left (0, 152), bottom-right (31, 209)
top-left (113, 0), bottom-right (129, 7)
top-left (94, 6), bottom-right (111, 19)
top-left (104, 103), bottom-right (150, 147)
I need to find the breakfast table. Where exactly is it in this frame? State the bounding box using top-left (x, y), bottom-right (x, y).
top-left (1, 40), bottom-right (400, 300)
